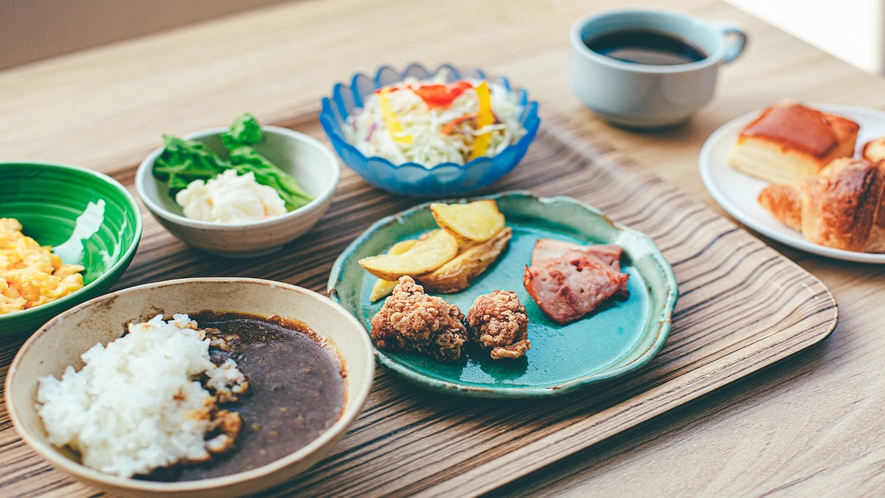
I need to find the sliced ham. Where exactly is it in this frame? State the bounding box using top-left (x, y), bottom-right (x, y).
top-left (531, 238), bottom-right (623, 268)
top-left (523, 239), bottom-right (629, 325)
top-left (529, 239), bottom-right (628, 295)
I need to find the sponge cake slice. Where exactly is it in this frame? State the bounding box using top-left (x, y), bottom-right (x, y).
top-left (727, 102), bottom-right (859, 184)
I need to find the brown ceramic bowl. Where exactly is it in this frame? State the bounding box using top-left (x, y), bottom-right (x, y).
top-left (5, 277), bottom-right (374, 497)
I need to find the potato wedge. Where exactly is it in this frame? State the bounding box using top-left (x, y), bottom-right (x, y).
top-left (359, 229), bottom-right (459, 281)
top-left (431, 200), bottom-right (505, 243)
top-left (416, 227), bottom-right (512, 293)
top-left (369, 239), bottom-right (418, 302)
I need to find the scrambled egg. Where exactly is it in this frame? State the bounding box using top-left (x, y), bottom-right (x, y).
top-left (0, 218), bottom-right (84, 315)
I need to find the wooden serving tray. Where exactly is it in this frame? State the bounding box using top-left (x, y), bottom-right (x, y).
top-left (0, 111), bottom-right (837, 497)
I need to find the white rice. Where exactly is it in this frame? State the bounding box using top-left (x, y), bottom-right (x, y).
top-left (35, 314), bottom-right (247, 478)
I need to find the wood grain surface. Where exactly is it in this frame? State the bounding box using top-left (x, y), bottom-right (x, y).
top-left (0, 111), bottom-right (836, 496)
top-left (3, 0), bottom-right (885, 496)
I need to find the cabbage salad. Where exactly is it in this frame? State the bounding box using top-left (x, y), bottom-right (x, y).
top-left (345, 71), bottom-right (526, 167)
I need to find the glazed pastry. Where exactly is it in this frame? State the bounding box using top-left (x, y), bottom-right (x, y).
top-left (728, 102), bottom-right (859, 184)
top-left (758, 157), bottom-right (885, 252)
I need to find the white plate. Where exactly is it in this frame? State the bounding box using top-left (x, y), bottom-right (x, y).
top-left (699, 103), bottom-right (885, 264)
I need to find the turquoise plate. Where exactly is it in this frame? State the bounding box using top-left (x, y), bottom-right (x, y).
top-left (328, 191), bottom-right (678, 398)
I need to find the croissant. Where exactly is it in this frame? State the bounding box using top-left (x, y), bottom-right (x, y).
top-left (758, 157), bottom-right (885, 252)
top-left (862, 139), bottom-right (885, 251)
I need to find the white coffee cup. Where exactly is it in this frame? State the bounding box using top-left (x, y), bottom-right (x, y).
top-left (570, 8), bottom-right (747, 128)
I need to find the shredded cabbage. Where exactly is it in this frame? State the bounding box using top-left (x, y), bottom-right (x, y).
top-left (345, 71), bottom-right (526, 168)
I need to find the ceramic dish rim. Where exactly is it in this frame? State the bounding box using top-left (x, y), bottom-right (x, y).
top-left (5, 276), bottom-right (375, 493)
top-left (319, 62), bottom-right (541, 174)
top-left (0, 161), bottom-right (143, 326)
top-left (570, 7), bottom-right (728, 75)
top-left (135, 125), bottom-right (340, 231)
top-left (328, 190), bottom-right (678, 398)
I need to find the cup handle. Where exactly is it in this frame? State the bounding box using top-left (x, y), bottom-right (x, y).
top-left (714, 22), bottom-right (747, 64)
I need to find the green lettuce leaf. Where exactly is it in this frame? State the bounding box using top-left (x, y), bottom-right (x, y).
top-left (221, 112), bottom-right (264, 149)
top-left (151, 113), bottom-right (315, 211)
top-left (229, 146), bottom-right (313, 211)
top-left (152, 135), bottom-right (229, 193)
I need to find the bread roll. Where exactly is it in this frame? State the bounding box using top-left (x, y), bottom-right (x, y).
top-left (729, 103), bottom-right (859, 184)
top-left (862, 137), bottom-right (885, 164)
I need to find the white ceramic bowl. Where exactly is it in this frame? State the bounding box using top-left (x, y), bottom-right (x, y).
top-left (135, 126), bottom-right (340, 257)
top-left (5, 277), bottom-right (375, 498)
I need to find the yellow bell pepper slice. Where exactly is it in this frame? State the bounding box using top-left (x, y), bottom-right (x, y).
top-left (469, 81), bottom-right (495, 160)
top-left (378, 89), bottom-right (412, 145)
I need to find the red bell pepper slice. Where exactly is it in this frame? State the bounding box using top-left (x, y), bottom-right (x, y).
top-left (412, 80), bottom-right (474, 109)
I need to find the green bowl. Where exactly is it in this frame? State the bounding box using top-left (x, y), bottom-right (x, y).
top-left (0, 162), bottom-right (142, 336)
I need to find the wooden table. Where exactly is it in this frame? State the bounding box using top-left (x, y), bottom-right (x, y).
top-left (2, 0), bottom-right (884, 495)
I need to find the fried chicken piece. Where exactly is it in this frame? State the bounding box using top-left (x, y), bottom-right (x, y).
top-left (466, 290), bottom-right (530, 360)
top-left (370, 276), bottom-right (468, 362)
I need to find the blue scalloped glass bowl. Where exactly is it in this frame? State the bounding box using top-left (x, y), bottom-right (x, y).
top-left (319, 64), bottom-right (540, 197)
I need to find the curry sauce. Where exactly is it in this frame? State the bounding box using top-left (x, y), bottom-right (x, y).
top-left (141, 310), bottom-right (346, 482)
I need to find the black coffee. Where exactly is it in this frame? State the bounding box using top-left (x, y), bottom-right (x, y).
top-left (585, 29), bottom-right (706, 65)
